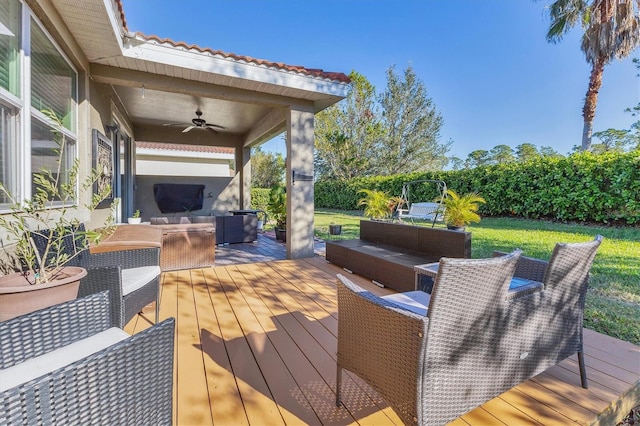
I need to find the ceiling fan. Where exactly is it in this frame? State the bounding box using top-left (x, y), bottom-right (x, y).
top-left (163, 110), bottom-right (226, 134)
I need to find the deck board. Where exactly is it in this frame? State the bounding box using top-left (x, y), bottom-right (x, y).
top-left (126, 258), bottom-right (640, 425)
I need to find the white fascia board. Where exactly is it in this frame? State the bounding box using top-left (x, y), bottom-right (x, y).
top-left (103, 0), bottom-right (126, 51)
top-left (136, 147), bottom-right (234, 160)
top-left (122, 39), bottom-right (349, 99)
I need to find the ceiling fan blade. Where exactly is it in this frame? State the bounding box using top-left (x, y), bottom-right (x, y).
top-left (182, 126), bottom-right (195, 133)
top-left (205, 123), bottom-right (226, 130)
top-left (205, 127), bottom-right (218, 135)
top-left (163, 123), bottom-right (187, 127)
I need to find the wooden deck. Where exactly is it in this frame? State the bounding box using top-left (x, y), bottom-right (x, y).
top-left (125, 257), bottom-right (640, 426)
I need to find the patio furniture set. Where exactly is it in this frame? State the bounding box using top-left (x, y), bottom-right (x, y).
top-left (0, 214), bottom-right (603, 425)
top-left (335, 234), bottom-right (603, 425)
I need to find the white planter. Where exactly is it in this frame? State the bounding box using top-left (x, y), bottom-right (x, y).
top-left (128, 217), bottom-right (142, 224)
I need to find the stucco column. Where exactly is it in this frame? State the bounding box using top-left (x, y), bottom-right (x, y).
top-left (286, 106), bottom-right (315, 259)
top-left (238, 146), bottom-right (251, 209)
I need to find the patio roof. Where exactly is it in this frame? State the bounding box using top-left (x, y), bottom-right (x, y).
top-left (46, 0), bottom-right (350, 147)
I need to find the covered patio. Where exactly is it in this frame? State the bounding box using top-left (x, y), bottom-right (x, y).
top-left (126, 250), bottom-right (640, 425)
top-left (25, 0), bottom-right (349, 259)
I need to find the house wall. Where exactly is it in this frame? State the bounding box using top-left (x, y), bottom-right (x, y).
top-left (135, 175), bottom-right (239, 221)
top-left (0, 1), bottom-right (120, 235)
top-left (136, 155), bottom-right (231, 177)
top-left (84, 80), bottom-right (128, 229)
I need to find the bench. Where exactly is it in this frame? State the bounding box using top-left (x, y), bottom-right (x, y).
top-left (325, 220), bottom-right (471, 292)
top-left (397, 202), bottom-right (444, 222)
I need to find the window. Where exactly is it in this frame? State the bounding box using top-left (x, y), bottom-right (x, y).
top-left (30, 17), bottom-right (76, 131)
top-left (0, 3), bottom-right (77, 210)
top-left (31, 115), bottom-right (76, 204)
top-left (0, 103), bottom-right (17, 205)
top-left (29, 16), bottom-right (77, 205)
top-left (0, 0), bottom-right (21, 97)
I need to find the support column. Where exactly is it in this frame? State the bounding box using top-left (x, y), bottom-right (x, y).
top-left (237, 146), bottom-right (251, 209)
top-left (286, 106), bottom-right (315, 259)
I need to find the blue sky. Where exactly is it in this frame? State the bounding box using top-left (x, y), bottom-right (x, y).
top-left (122, 0), bottom-right (639, 161)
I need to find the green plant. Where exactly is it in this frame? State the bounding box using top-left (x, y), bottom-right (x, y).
top-left (357, 189), bottom-right (401, 220)
top-left (132, 209), bottom-right (141, 218)
top-left (267, 184), bottom-right (286, 229)
top-left (440, 189), bottom-right (486, 228)
top-left (314, 151), bottom-right (640, 225)
top-left (0, 110), bottom-right (113, 284)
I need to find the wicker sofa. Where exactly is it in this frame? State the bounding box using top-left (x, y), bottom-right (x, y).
top-left (325, 220), bottom-right (471, 292)
top-left (0, 292), bottom-right (175, 425)
top-left (335, 235), bottom-right (603, 425)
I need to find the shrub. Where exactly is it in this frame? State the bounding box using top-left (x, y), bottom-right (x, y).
top-left (315, 151), bottom-right (640, 224)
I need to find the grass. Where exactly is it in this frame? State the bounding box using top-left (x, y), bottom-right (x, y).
top-left (314, 209), bottom-right (640, 345)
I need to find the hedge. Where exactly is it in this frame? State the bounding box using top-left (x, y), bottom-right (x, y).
top-left (250, 188), bottom-right (271, 213)
top-left (314, 151), bottom-right (640, 225)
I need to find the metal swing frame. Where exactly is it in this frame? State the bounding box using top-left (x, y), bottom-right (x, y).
top-left (396, 179), bottom-right (447, 227)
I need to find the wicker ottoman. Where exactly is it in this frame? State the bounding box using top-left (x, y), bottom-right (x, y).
top-left (158, 223), bottom-right (215, 271)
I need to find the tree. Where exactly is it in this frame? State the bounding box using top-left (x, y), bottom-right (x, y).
top-left (447, 156), bottom-right (465, 170)
top-left (515, 143), bottom-right (540, 161)
top-left (539, 146), bottom-right (563, 158)
top-left (465, 150), bottom-right (490, 168)
top-left (545, 0), bottom-right (640, 151)
top-left (592, 128), bottom-right (632, 152)
top-left (624, 58), bottom-right (640, 150)
top-left (489, 144), bottom-right (515, 164)
top-left (251, 147), bottom-right (284, 188)
top-left (314, 71), bottom-right (382, 180)
top-left (376, 65), bottom-right (449, 174)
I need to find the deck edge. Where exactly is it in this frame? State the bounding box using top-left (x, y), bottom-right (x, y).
top-left (590, 379), bottom-right (640, 426)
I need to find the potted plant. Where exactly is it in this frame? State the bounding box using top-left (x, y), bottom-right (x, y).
top-left (358, 189), bottom-right (402, 221)
top-left (267, 184), bottom-right (286, 242)
top-left (440, 189), bottom-right (486, 231)
top-left (128, 209), bottom-right (142, 224)
top-left (0, 110), bottom-right (113, 320)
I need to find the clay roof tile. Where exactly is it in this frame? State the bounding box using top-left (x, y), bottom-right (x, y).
top-left (113, 0), bottom-right (349, 84)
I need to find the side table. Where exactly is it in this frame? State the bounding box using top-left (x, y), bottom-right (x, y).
top-left (415, 262), bottom-right (544, 299)
top-left (414, 263), bottom-right (439, 294)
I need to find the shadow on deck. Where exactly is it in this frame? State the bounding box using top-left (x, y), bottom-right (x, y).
top-left (126, 237), bottom-right (639, 426)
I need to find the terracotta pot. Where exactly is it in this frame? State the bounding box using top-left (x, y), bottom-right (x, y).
top-left (0, 266), bottom-right (86, 321)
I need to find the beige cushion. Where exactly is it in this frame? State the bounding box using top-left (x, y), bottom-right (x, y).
top-left (0, 327), bottom-right (129, 392)
top-left (121, 265), bottom-right (161, 296)
top-left (382, 291), bottom-right (431, 316)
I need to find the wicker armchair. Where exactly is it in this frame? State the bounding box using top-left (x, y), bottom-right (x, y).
top-left (493, 234), bottom-right (604, 389)
top-left (0, 292), bottom-right (175, 425)
top-left (336, 235), bottom-right (603, 425)
top-left (30, 224), bottom-right (161, 328)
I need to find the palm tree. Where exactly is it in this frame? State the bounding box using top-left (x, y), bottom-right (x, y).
top-left (545, 0), bottom-right (640, 151)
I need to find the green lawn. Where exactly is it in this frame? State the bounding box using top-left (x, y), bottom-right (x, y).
top-left (314, 209), bottom-right (640, 345)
